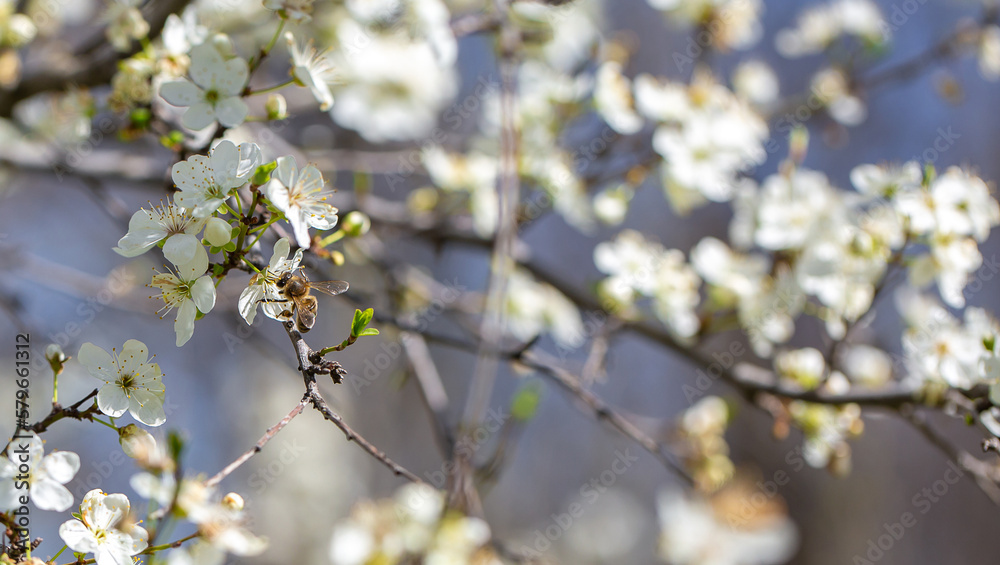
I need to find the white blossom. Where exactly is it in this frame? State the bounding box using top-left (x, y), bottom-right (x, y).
top-left (504, 270), bottom-right (585, 348)
top-left (330, 24), bottom-right (457, 142)
top-left (286, 32), bottom-right (337, 111)
top-left (732, 60), bottom-right (779, 108)
top-left (171, 140), bottom-right (262, 218)
top-left (79, 340), bottom-right (166, 426)
top-left (0, 432), bottom-right (79, 512)
top-left (776, 0), bottom-right (886, 57)
top-left (646, 0), bottom-right (763, 51)
top-left (595, 230), bottom-right (701, 339)
top-left (980, 25), bottom-right (1000, 81)
top-left (594, 61), bottom-right (643, 135)
top-left (329, 483), bottom-right (494, 565)
top-left (238, 237), bottom-right (303, 325)
top-left (160, 40), bottom-right (249, 130)
top-left (149, 262), bottom-right (217, 347)
top-left (264, 155), bottom-right (339, 248)
top-left (59, 490), bottom-right (148, 565)
top-left (114, 199), bottom-right (207, 265)
top-left (657, 484), bottom-right (797, 565)
top-left (642, 71), bottom-right (767, 213)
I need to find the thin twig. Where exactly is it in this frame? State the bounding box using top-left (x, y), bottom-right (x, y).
top-left (400, 331), bottom-right (455, 455)
top-left (518, 350), bottom-right (695, 485)
top-left (205, 399), bottom-right (308, 488)
top-left (281, 321), bottom-right (425, 484)
top-left (898, 405), bottom-right (1000, 505)
top-left (450, 0), bottom-right (521, 514)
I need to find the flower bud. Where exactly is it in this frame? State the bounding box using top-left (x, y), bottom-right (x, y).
top-left (211, 33), bottom-right (237, 58)
top-left (46, 343), bottom-right (68, 375)
top-left (204, 217), bottom-right (233, 247)
top-left (341, 211), bottom-right (370, 237)
top-left (222, 492), bottom-right (245, 511)
top-left (119, 424), bottom-right (157, 461)
top-left (46, 343), bottom-right (66, 363)
top-left (266, 94), bottom-right (288, 121)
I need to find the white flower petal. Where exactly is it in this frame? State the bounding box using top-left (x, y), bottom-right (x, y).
top-left (39, 451), bottom-right (80, 483)
top-left (130, 390), bottom-right (166, 426)
top-left (239, 280), bottom-right (263, 325)
top-left (191, 276), bottom-right (216, 313)
top-left (79, 343), bottom-right (116, 383)
top-left (182, 101), bottom-right (217, 130)
top-left (32, 477), bottom-right (75, 511)
top-left (174, 300), bottom-right (197, 347)
top-left (163, 233), bottom-right (200, 265)
top-left (59, 519), bottom-right (99, 553)
top-left (160, 80), bottom-right (203, 106)
top-left (216, 96), bottom-right (248, 128)
top-left (176, 245), bottom-right (210, 279)
top-left (98, 386), bottom-right (130, 418)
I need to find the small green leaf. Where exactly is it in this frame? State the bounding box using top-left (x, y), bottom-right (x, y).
top-left (212, 264), bottom-right (224, 277)
top-left (351, 309), bottom-right (365, 336)
top-left (358, 328), bottom-right (380, 337)
top-left (223, 241), bottom-right (237, 252)
top-left (167, 431), bottom-right (185, 461)
top-left (252, 161), bottom-right (278, 186)
top-left (511, 383), bottom-right (542, 422)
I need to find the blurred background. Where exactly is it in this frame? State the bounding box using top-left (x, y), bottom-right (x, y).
top-left (3, 0), bottom-right (1000, 564)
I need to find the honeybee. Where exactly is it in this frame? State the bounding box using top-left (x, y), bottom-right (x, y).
top-left (275, 271), bottom-right (350, 332)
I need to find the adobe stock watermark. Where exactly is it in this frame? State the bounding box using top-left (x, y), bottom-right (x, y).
top-left (222, 310), bottom-right (265, 354)
top-left (518, 448), bottom-right (640, 557)
top-left (385, 75), bottom-right (500, 192)
top-left (347, 278), bottom-right (465, 394)
top-left (46, 265), bottom-right (136, 349)
top-left (247, 438), bottom-right (307, 494)
top-left (877, 0), bottom-right (932, 40)
top-left (682, 340), bottom-right (747, 404)
top-left (423, 406), bottom-right (509, 488)
top-left (851, 461), bottom-right (963, 564)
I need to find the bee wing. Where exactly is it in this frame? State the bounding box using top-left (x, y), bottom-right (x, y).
top-left (309, 280), bottom-right (350, 296)
top-left (294, 295), bottom-right (318, 332)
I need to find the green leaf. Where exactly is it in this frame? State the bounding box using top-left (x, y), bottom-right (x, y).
top-left (350, 309), bottom-right (365, 336)
top-left (358, 328), bottom-right (380, 337)
top-left (510, 383), bottom-right (542, 422)
top-left (223, 241), bottom-right (237, 252)
top-left (252, 161), bottom-right (278, 186)
top-left (351, 308), bottom-right (375, 337)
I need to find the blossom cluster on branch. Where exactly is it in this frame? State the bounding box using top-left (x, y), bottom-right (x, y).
top-left (4, 0), bottom-right (1000, 564)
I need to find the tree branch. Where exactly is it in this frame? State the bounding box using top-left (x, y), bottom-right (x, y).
top-left (205, 399), bottom-right (308, 488)
top-left (281, 321), bottom-right (425, 484)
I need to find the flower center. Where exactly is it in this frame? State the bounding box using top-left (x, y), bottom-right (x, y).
top-left (205, 89), bottom-right (220, 104)
top-left (120, 373), bottom-right (136, 390)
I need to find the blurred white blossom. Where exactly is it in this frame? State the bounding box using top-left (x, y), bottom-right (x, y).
top-left (657, 481), bottom-right (797, 565)
top-left (160, 40), bottom-right (249, 130)
top-left (0, 432), bottom-right (79, 512)
top-left (776, 0), bottom-right (886, 57)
